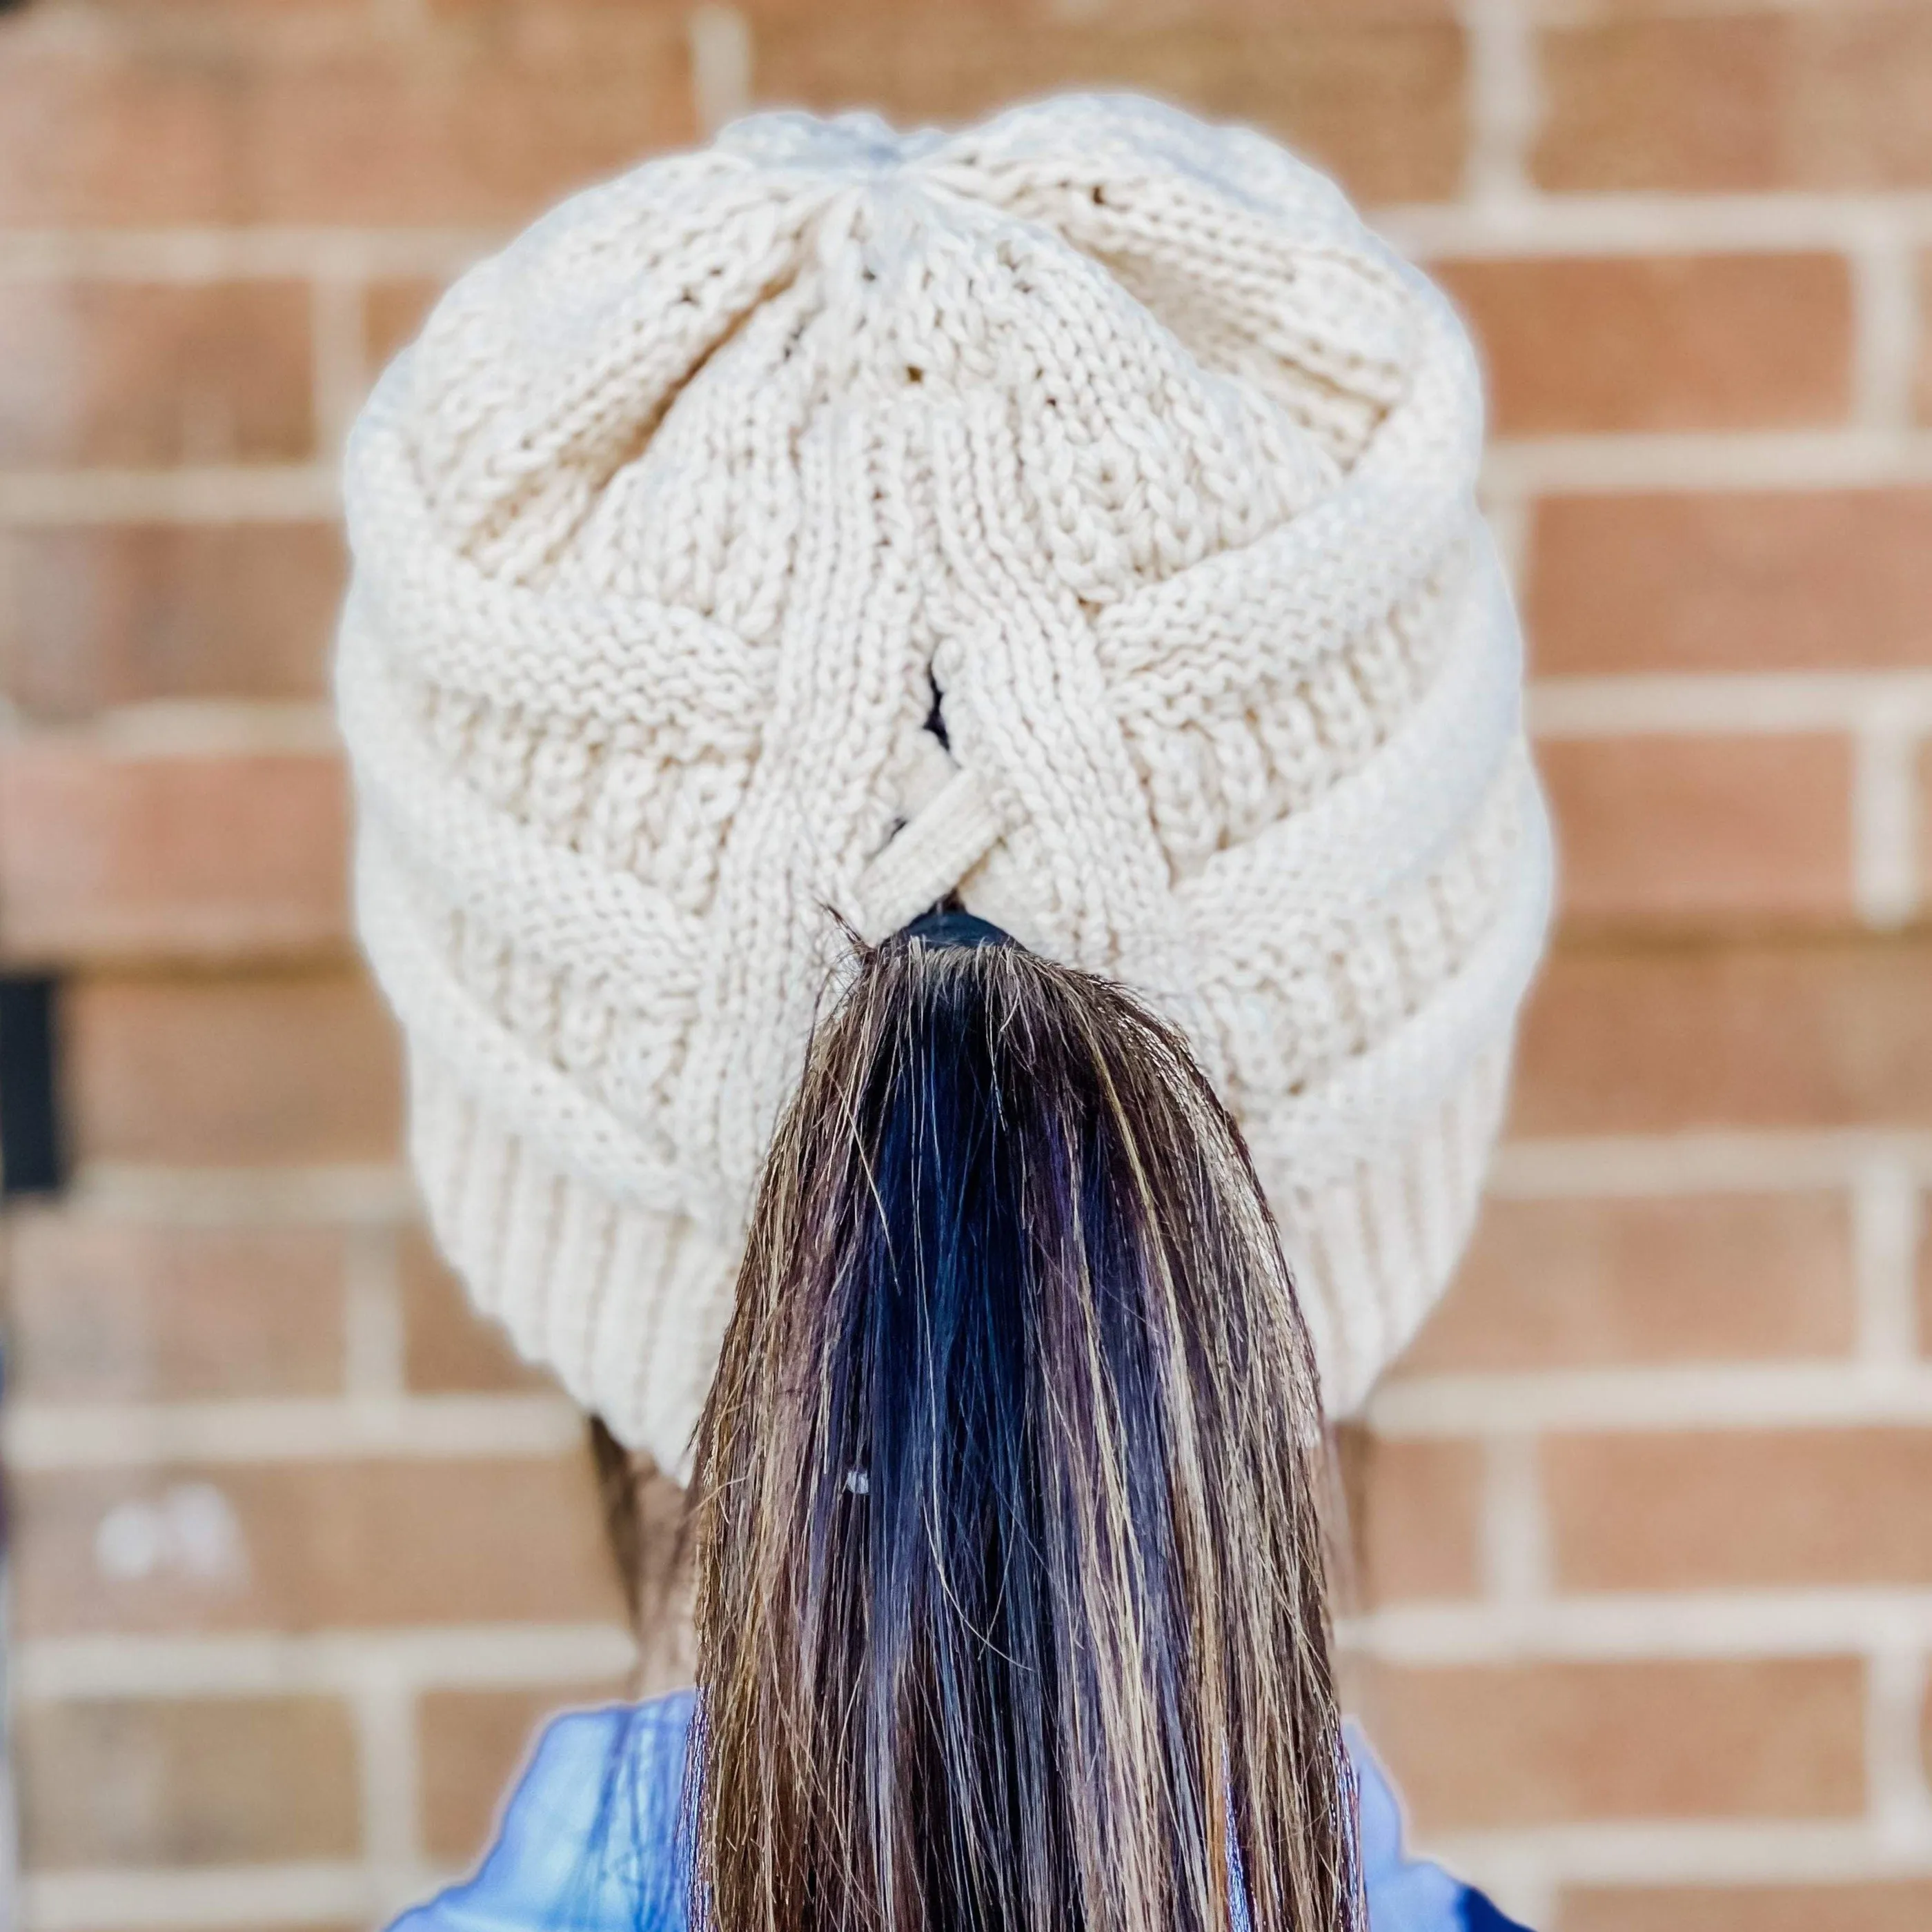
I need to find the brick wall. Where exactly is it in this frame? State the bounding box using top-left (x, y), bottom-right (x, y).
top-left (1, 0), bottom-right (1929, 1926)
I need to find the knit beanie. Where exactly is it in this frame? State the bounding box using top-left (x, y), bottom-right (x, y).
top-left (337, 93), bottom-right (1553, 1480)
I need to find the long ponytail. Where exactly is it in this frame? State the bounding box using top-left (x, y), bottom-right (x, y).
top-left (686, 926), bottom-right (1362, 1932)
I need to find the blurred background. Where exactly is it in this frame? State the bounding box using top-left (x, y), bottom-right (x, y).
top-left (0, 0), bottom-right (1929, 1926)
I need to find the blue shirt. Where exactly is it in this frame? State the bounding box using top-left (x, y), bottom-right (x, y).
top-left (393, 1691), bottom-right (1528, 1932)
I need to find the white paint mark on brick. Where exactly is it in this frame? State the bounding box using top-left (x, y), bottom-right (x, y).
top-left (92, 1483), bottom-right (249, 1589)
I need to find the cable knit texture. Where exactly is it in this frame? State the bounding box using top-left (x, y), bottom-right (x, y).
top-left (337, 94), bottom-right (1553, 1479)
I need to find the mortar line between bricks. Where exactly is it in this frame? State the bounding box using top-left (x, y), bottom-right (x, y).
top-left (66, 1165), bottom-right (418, 1222)
top-left (1379, 187), bottom-right (1932, 258)
top-left (14, 1623), bottom-right (638, 1701)
top-left (311, 274), bottom-right (369, 464)
top-left (1415, 1817), bottom-right (1932, 1891)
top-left (55, 1134), bottom-right (1932, 1225)
top-left (11, 188), bottom-right (1932, 284)
top-left (0, 468), bottom-right (338, 524)
top-left (1865, 1644), bottom-right (1932, 1849)
top-left (1478, 1434), bottom-right (1550, 1608)
top-left (343, 1225), bottom-right (408, 1399)
top-left (1531, 670), bottom-right (1932, 736)
top-left (12, 435), bottom-right (1932, 529)
top-left (19, 1860), bottom-right (382, 1932)
top-left (1457, 0), bottom-right (1537, 206)
top-left (1492, 1130), bottom-right (1932, 1195)
top-left (1486, 429), bottom-right (1932, 493)
top-left (1848, 215), bottom-right (1922, 433)
top-left (1, 1393), bottom-right (585, 1468)
top-left (687, 4), bottom-right (753, 138)
top-left (348, 1663), bottom-right (424, 1885)
top-left (0, 230), bottom-right (500, 279)
top-left (1852, 1154), bottom-right (1925, 1367)
top-left (1370, 1363), bottom-right (1932, 1436)
top-left (1342, 1588), bottom-right (1932, 1664)
top-left (1466, 1863), bottom-right (1553, 1932)
top-left (1853, 723), bottom-right (1925, 929)
top-left (19, 702), bottom-right (345, 756)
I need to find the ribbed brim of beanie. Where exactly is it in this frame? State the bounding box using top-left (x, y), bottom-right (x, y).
top-left (337, 92), bottom-right (1553, 1480)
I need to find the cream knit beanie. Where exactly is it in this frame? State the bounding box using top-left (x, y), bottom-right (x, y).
top-left (337, 93), bottom-right (1552, 1479)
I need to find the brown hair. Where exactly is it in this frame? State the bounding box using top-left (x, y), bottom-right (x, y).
top-left (666, 929), bottom-right (1361, 1932)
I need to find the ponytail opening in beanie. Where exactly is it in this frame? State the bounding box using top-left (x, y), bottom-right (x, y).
top-left (684, 929), bottom-right (1363, 1932)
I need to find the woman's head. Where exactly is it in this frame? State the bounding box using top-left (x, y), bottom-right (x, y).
top-left (687, 921), bottom-right (1360, 1932)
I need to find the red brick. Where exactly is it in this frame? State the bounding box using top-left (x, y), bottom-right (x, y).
top-left (15, 1694), bottom-right (359, 1869)
top-left (12, 1455), bottom-right (628, 1636)
top-left (401, 1226), bottom-right (553, 1396)
top-left (1536, 17), bottom-right (1784, 195)
top-left (1546, 1429), bottom-right (1932, 1591)
top-left (0, 281), bottom-right (313, 467)
top-left (1539, 12), bottom-right (1932, 194)
top-left (1512, 938), bottom-right (1932, 1137)
top-left (1358, 1657), bottom-right (1864, 1831)
top-left (1403, 1192), bottom-right (1855, 1374)
top-left (754, 19), bottom-right (1467, 206)
top-left (0, 27), bottom-right (696, 226)
top-left (5, 1212), bottom-right (346, 1401)
top-left (1337, 1430), bottom-right (1483, 1606)
top-left (1435, 255), bottom-right (1853, 435)
top-left (66, 970), bottom-right (402, 1166)
top-left (0, 45), bottom-right (244, 228)
top-left (1, 523), bottom-right (344, 718)
top-left (420, 1684), bottom-right (629, 1864)
top-left (0, 746), bottom-right (348, 965)
top-left (1538, 734), bottom-right (1853, 932)
top-left (1526, 490), bottom-right (1932, 678)
top-left (1561, 1882), bottom-right (1932, 1932)
top-left (364, 277), bottom-right (448, 378)
top-left (1794, 6), bottom-right (1932, 190)
top-left (246, 33), bottom-right (696, 225)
